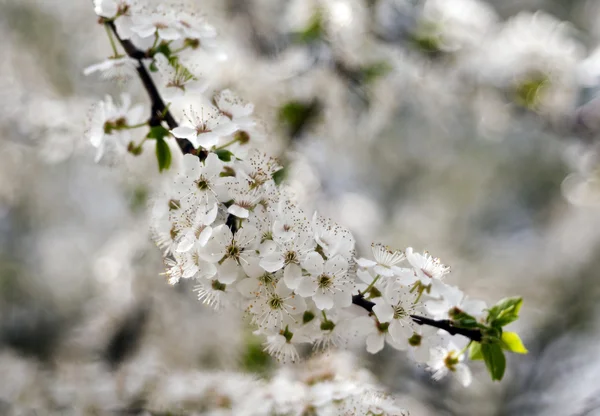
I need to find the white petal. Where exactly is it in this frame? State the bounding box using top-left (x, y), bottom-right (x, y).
top-left (172, 126), bottom-right (196, 139)
top-left (296, 277), bottom-right (318, 297)
top-left (366, 333), bottom-right (385, 354)
top-left (175, 234), bottom-right (195, 253)
top-left (455, 364), bottom-right (472, 387)
top-left (389, 321), bottom-right (413, 344)
top-left (237, 277), bottom-right (260, 298)
top-left (204, 152), bottom-right (224, 177)
top-left (158, 27), bottom-right (181, 41)
top-left (374, 264), bottom-right (395, 277)
top-left (197, 226), bottom-right (213, 247)
top-left (228, 204), bottom-right (249, 218)
top-left (218, 258), bottom-right (241, 284)
top-left (355, 258), bottom-right (377, 268)
top-left (283, 263), bottom-right (303, 289)
top-left (286, 295), bottom-right (307, 315)
top-left (302, 252), bottom-right (324, 275)
top-left (260, 253), bottom-right (285, 273)
top-left (313, 291), bottom-right (334, 310)
top-left (372, 299), bottom-right (394, 323)
top-left (332, 290), bottom-right (352, 308)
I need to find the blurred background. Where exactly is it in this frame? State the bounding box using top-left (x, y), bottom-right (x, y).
top-left (2, 0), bottom-right (600, 414)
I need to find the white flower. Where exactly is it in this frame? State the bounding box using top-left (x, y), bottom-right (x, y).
top-left (223, 177), bottom-right (263, 219)
top-left (202, 224), bottom-right (259, 283)
top-left (154, 53), bottom-right (207, 100)
top-left (174, 245), bottom-right (218, 281)
top-left (244, 279), bottom-right (307, 330)
top-left (176, 11), bottom-right (218, 43)
top-left (87, 94), bottom-right (144, 163)
top-left (353, 316), bottom-right (405, 354)
top-left (171, 106), bottom-right (237, 149)
top-left (193, 279), bottom-right (231, 310)
top-left (236, 149), bottom-right (282, 189)
top-left (427, 341), bottom-right (472, 387)
top-left (84, 56), bottom-right (138, 80)
top-left (173, 202), bottom-right (218, 253)
top-left (355, 243), bottom-right (405, 278)
top-left (173, 153), bottom-right (227, 206)
top-left (290, 253), bottom-right (353, 310)
top-left (396, 247), bottom-right (450, 287)
top-left (371, 281), bottom-right (419, 348)
top-left (263, 332), bottom-right (300, 363)
top-left (214, 89), bottom-right (256, 129)
top-left (420, 0), bottom-right (498, 52)
top-left (130, 6), bottom-right (182, 40)
top-left (93, 0), bottom-right (136, 38)
top-left (259, 231), bottom-right (316, 275)
top-left (424, 283), bottom-right (487, 320)
top-left (312, 212), bottom-right (356, 261)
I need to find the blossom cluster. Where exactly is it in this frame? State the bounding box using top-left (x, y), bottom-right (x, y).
top-left (87, 0), bottom-right (527, 398)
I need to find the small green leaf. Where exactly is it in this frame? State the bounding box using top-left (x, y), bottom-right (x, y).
top-left (272, 167), bottom-right (286, 185)
top-left (149, 61), bottom-right (158, 72)
top-left (501, 332), bottom-right (528, 354)
top-left (155, 138), bottom-right (172, 172)
top-left (214, 149), bottom-right (234, 162)
top-left (469, 342), bottom-right (484, 361)
top-left (296, 11), bottom-right (324, 44)
top-left (155, 42), bottom-right (172, 58)
top-left (481, 343), bottom-right (506, 381)
top-left (360, 61), bottom-right (392, 84)
top-left (449, 308), bottom-right (479, 329)
top-left (146, 125), bottom-right (170, 141)
top-left (278, 99), bottom-right (321, 137)
top-left (487, 297), bottom-right (523, 327)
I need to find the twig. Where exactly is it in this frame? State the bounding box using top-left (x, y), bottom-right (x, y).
top-left (351, 293), bottom-right (483, 342)
top-left (105, 21), bottom-right (196, 156)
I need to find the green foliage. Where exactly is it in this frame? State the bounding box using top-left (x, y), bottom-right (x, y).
top-left (296, 11), bottom-right (324, 44)
top-left (241, 335), bottom-right (272, 375)
top-left (215, 149), bottom-right (234, 162)
top-left (458, 297), bottom-right (526, 381)
top-left (481, 343), bottom-right (506, 381)
top-left (272, 167), bottom-right (287, 185)
top-left (468, 342), bottom-right (483, 360)
top-left (359, 61), bottom-right (392, 84)
top-left (146, 125), bottom-right (170, 141)
top-left (501, 331), bottom-right (528, 354)
top-left (487, 297), bottom-right (523, 328)
top-left (278, 100), bottom-right (321, 137)
top-left (155, 138), bottom-right (171, 172)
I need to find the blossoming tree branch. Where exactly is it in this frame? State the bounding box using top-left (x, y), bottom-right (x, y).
top-left (88, 0), bottom-right (527, 395)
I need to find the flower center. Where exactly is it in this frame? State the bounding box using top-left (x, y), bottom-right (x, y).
top-left (268, 295), bottom-right (283, 310)
top-left (317, 274), bottom-right (332, 289)
top-left (196, 177), bottom-right (209, 190)
top-left (393, 305), bottom-right (407, 320)
top-left (226, 243), bottom-right (240, 260)
top-left (284, 250), bottom-right (298, 265)
top-left (444, 353), bottom-right (459, 371)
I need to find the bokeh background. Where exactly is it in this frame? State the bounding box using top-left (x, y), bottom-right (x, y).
top-left (2, 0), bottom-right (600, 414)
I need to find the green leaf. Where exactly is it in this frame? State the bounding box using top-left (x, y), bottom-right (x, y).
top-left (469, 342), bottom-right (484, 361)
top-left (449, 308), bottom-right (479, 329)
top-left (155, 42), bottom-right (172, 58)
top-left (278, 100), bottom-right (321, 137)
top-left (487, 297), bottom-right (523, 327)
top-left (296, 11), bottom-right (324, 44)
top-left (155, 138), bottom-right (172, 172)
top-left (481, 343), bottom-right (506, 381)
top-left (214, 149), bottom-right (234, 162)
top-left (501, 332), bottom-right (528, 354)
top-left (146, 125), bottom-right (170, 141)
top-left (272, 167), bottom-right (286, 185)
top-left (360, 61), bottom-right (392, 84)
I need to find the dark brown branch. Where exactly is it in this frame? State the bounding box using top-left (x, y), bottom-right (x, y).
top-left (106, 21), bottom-right (196, 155)
top-left (352, 293), bottom-right (483, 342)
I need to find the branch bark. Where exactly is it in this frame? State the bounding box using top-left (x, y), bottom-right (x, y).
top-left (352, 293), bottom-right (483, 342)
top-left (106, 21), bottom-right (196, 155)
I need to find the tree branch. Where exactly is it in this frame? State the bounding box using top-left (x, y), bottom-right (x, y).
top-left (105, 21), bottom-right (196, 155)
top-left (351, 293), bottom-right (483, 342)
